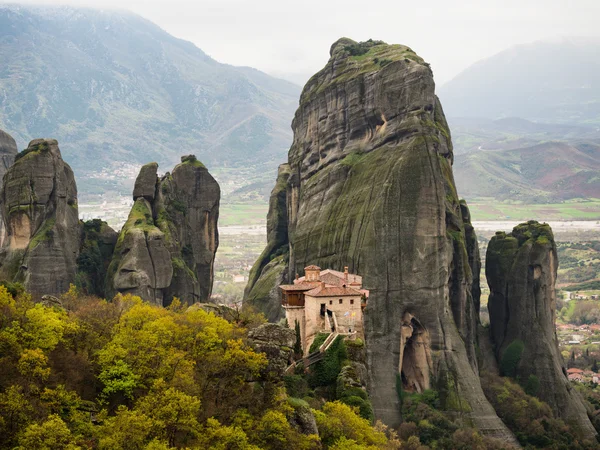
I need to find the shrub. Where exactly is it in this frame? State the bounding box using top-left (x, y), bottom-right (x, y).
top-left (500, 340), bottom-right (524, 377)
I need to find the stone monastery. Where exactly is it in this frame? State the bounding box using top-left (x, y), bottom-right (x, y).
top-left (280, 265), bottom-right (369, 354)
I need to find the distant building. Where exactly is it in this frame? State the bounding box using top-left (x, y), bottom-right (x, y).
top-left (280, 265), bottom-right (368, 354)
top-left (568, 373), bottom-right (584, 382)
top-left (233, 275), bottom-right (246, 283)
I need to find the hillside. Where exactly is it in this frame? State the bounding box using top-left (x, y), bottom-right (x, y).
top-left (439, 38), bottom-right (600, 124)
top-left (454, 140), bottom-right (600, 202)
top-left (0, 5), bottom-right (300, 199)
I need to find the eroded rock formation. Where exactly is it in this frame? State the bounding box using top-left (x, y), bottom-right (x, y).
top-left (486, 221), bottom-right (596, 439)
top-left (106, 155), bottom-right (219, 306)
top-left (0, 139), bottom-right (79, 296)
top-left (245, 38), bottom-right (517, 442)
top-left (76, 219), bottom-right (118, 297)
top-left (0, 129), bottom-right (18, 246)
top-left (245, 163), bottom-right (291, 321)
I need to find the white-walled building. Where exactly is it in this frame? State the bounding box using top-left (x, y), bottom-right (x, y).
top-left (280, 265), bottom-right (368, 354)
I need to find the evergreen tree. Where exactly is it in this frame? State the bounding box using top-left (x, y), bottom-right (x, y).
top-left (293, 320), bottom-right (302, 359)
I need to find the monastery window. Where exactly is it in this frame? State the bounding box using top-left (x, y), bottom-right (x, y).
top-left (350, 299), bottom-right (354, 305)
top-left (329, 300), bottom-right (332, 305)
top-left (339, 299), bottom-right (343, 304)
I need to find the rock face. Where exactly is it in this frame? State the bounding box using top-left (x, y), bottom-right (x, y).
top-left (486, 221), bottom-right (596, 439)
top-left (245, 163), bottom-right (291, 321)
top-left (106, 156), bottom-right (219, 306)
top-left (246, 38), bottom-right (517, 442)
top-left (248, 323), bottom-right (295, 380)
top-left (0, 139), bottom-right (79, 297)
top-left (0, 129), bottom-right (18, 246)
top-left (76, 219), bottom-right (118, 298)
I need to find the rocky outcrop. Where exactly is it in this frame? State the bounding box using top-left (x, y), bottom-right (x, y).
top-left (76, 219), bottom-right (118, 297)
top-left (245, 163), bottom-right (291, 321)
top-left (246, 38), bottom-right (517, 442)
top-left (0, 129), bottom-right (18, 246)
top-left (0, 129), bottom-right (17, 173)
top-left (0, 139), bottom-right (79, 297)
top-left (106, 156), bottom-right (219, 306)
top-left (248, 323), bottom-right (295, 380)
top-left (486, 221), bottom-right (596, 439)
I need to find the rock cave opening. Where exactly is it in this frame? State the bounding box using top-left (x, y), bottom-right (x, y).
top-left (399, 313), bottom-right (431, 394)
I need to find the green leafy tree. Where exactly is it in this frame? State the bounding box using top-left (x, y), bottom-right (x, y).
top-left (136, 379), bottom-right (201, 447)
top-left (17, 414), bottom-right (80, 450)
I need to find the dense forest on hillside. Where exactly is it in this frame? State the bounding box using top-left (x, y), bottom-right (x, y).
top-left (0, 283), bottom-right (599, 449)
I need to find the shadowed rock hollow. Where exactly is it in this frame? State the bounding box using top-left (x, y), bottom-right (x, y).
top-left (0, 139), bottom-right (79, 296)
top-left (245, 38), bottom-right (518, 442)
top-left (487, 221), bottom-right (596, 440)
top-left (106, 155), bottom-right (219, 306)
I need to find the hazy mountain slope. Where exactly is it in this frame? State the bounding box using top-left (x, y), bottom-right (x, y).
top-left (0, 5), bottom-right (300, 197)
top-left (454, 140), bottom-right (600, 202)
top-left (449, 116), bottom-right (600, 154)
top-left (439, 39), bottom-right (600, 124)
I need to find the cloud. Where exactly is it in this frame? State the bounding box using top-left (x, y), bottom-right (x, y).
top-left (3, 0), bottom-right (599, 85)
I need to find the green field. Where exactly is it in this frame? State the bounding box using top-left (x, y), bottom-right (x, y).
top-left (466, 198), bottom-right (600, 221)
top-left (219, 202), bottom-right (269, 226)
top-left (218, 198), bottom-right (600, 227)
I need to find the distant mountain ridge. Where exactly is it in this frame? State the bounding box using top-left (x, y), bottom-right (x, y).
top-left (439, 38), bottom-right (600, 124)
top-left (0, 4), bottom-right (300, 197)
top-left (454, 140), bottom-right (600, 202)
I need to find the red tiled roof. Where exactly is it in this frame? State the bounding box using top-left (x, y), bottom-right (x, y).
top-left (567, 368), bottom-right (584, 374)
top-left (305, 285), bottom-right (363, 297)
top-left (296, 269), bottom-right (362, 286)
top-left (304, 265), bottom-right (321, 270)
top-left (279, 281), bottom-right (321, 291)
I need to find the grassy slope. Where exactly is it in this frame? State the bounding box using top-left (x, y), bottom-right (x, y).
top-left (454, 140), bottom-right (600, 205)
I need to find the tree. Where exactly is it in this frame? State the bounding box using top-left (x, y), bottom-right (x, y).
top-left (592, 360), bottom-right (598, 373)
top-left (313, 401), bottom-right (388, 448)
top-left (294, 320), bottom-right (302, 359)
top-left (136, 379), bottom-right (201, 447)
top-left (96, 406), bottom-right (156, 449)
top-left (17, 414), bottom-right (80, 450)
top-left (500, 340), bottom-right (524, 377)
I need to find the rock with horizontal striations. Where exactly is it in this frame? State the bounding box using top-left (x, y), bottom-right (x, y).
top-left (106, 155), bottom-right (219, 306)
top-left (486, 221), bottom-right (596, 440)
top-left (0, 139), bottom-right (79, 297)
top-left (132, 162), bottom-right (158, 201)
top-left (246, 38), bottom-right (518, 443)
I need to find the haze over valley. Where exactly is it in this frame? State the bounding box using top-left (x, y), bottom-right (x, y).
top-left (0, 2), bottom-right (600, 449)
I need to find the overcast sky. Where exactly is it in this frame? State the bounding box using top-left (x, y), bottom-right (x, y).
top-left (4, 0), bottom-right (600, 85)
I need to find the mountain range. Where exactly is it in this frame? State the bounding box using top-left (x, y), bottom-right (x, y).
top-left (0, 5), bottom-right (300, 199)
top-left (439, 38), bottom-right (600, 124)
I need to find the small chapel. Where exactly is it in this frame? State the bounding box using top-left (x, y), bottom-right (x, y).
top-left (280, 265), bottom-right (369, 354)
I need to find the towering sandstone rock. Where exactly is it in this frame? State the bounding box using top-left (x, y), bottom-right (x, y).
top-left (487, 221), bottom-right (596, 439)
top-left (246, 38), bottom-right (516, 441)
top-left (0, 130), bottom-right (18, 246)
top-left (0, 139), bottom-right (79, 296)
top-left (245, 163), bottom-right (291, 321)
top-left (106, 155), bottom-right (219, 306)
